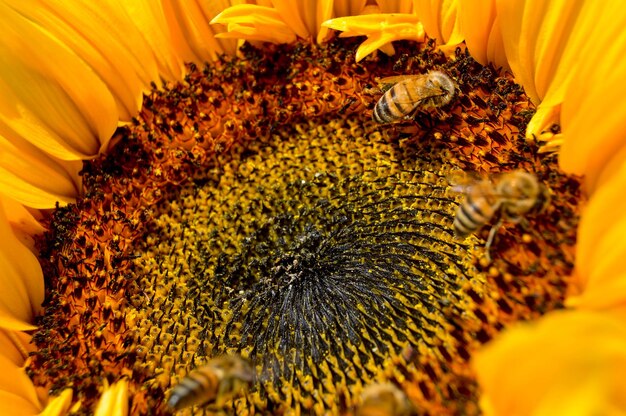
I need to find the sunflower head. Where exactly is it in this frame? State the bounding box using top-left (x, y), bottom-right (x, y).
top-left (21, 35), bottom-right (584, 415)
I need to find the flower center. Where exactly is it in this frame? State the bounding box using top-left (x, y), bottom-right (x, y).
top-left (29, 39), bottom-right (581, 415)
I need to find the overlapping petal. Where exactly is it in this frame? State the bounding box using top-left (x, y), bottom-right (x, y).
top-left (94, 380), bottom-right (128, 416)
top-left (558, 1), bottom-right (626, 187)
top-left (0, 129), bottom-right (80, 208)
top-left (211, 4), bottom-right (299, 44)
top-left (5, 0), bottom-right (160, 123)
top-left (0, 353), bottom-right (42, 414)
top-left (39, 390), bottom-right (73, 416)
top-left (0, 329), bottom-right (31, 367)
top-left (271, 0), bottom-right (334, 43)
top-left (0, 2), bottom-right (119, 160)
top-left (161, 0), bottom-right (242, 65)
top-left (574, 159), bottom-right (626, 295)
top-left (456, 0), bottom-right (507, 70)
top-left (474, 310), bottom-right (626, 415)
top-left (0, 198), bottom-right (43, 330)
top-left (412, 0), bottom-right (462, 46)
top-left (333, 0), bottom-right (367, 17)
top-left (323, 13), bottom-right (425, 62)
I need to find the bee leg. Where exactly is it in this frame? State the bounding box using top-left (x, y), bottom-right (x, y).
top-left (484, 218), bottom-right (504, 263)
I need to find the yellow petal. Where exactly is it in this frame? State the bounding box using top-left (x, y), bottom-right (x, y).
top-left (0, 392), bottom-right (40, 415)
top-left (495, 0), bottom-right (543, 104)
top-left (457, 0), bottom-right (497, 66)
top-left (0, 127), bottom-right (79, 208)
top-left (377, 0), bottom-right (414, 14)
top-left (0, 354), bottom-right (41, 413)
top-left (530, 1), bottom-right (584, 102)
top-left (271, 0), bottom-right (314, 38)
top-left (474, 310), bottom-right (626, 415)
top-left (412, 0), bottom-right (460, 44)
top-left (559, 1), bottom-right (626, 183)
top-left (267, 0), bottom-right (335, 42)
top-left (39, 389), bottom-right (73, 416)
top-left (576, 160), bottom-right (626, 291)
top-left (0, 199), bottom-right (44, 327)
top-left (211, 4), bottom-right (297, 44)
top-left (5, 0), bottom-right (160, 122)
top-left (567, 275), bottom-right (626, 321)
top-left (162, 0), bottom-right (240, 65)
top-left (0, 329), bottom-right (32, 366)
top-left (0, 2), bottom-right (118, 159)
top-left (2, 197), bottom-right (45, 252)
top-left (333, 0), bottom-right (367, 17)
top-left (496, 0), bottom-right (587, 105)
top-left (122, 0), bottom-right (184, 81)
top-left (485, 15), bottom-right (508, 71)
top-left (525, 102), bottom-right (560, 141)
top-left (315, 0), bottom-right (335, 43)
top-left (323, 13), bottom-right (422, 34)
top-left (323, 13), bottom-right (425, 62)
top-left (94, 380), bottom-right (128, 416)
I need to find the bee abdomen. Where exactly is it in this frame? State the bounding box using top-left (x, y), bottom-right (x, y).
top-left (373, 84), bottom-right (414, 123)
top-left (453, 196), bottom-right (494, 236)
top-left (167, 369), bottom-right (217, 410)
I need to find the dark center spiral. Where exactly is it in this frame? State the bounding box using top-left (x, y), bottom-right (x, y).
top-left (129, 116), bottom-right (484, 413)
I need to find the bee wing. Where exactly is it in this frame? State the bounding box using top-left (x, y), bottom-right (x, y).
top-left (447, 171), bottom-right (501, 196)
top-left (446, 170), bottom-right (478, 192)
top-left (376, 74), bottom-right (425, 86)
top-left (375, 74), bottom-right (425, 94)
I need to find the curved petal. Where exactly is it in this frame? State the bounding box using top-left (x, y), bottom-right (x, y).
top-left (210, 4), bottom-right (297, 44)
top-left (5, 0), bottom-right (160, 122)
top-left (0, 329), bottom-right (32, 366)
top-left (474, 310), bottom-right (626, 415)
top-left (0, 354), bottom-right (41, 413)
top-left (39, 389), bottom-right (73, 416)
top-left (122, 0), bottom-right (185, 82)
top-left (496, 0), bottom-right (586, 105)
top-left (268, 0), bottom-right (335, 42)
top-left (485, 15), bottom-right (507, 71)
top-left (0, 127), bottom-right (80, 208)
top-left (0, 1), bottom-right (118, 159)
top-left (2, 197), bottom-right (45, 252)
top-left (94, 380), bottom-right (128, 416)
top-left (412, 0), bottom-right (460, 45)
top-left (576, 159), bottom-right (626, 292)
top-left (525, 103), bottom-right (560, 143)
top-left (0, 199), bottom-right (44, 327)
top-left (559, 1), bottom-right (626, 185)
top-left (333, 0), bottom-right (367, 17)
top-left (323, 13), bottom-right (425, 62)
top-left (162, 0), bottom-right (241, 65)
top-left (0, 392), bottom-right (40, 415)
top-left (456, 0), bottom-right (493, 65)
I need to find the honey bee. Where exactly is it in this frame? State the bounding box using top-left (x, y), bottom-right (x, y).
top-left (167, 355), bottom-right (254, 411)
top-left (372, 70), bottom-right (456, 124)
top-left (356, 382), bottom-right (413, 416)
top-left (451, 170), bottom-right (550, 260)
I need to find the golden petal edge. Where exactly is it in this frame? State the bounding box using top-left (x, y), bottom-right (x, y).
top-left (94, 380), bottom-right (129, 416)
top-left (0, 3), bottom-right (118, 158)
top-left (38, 390), bottom-right (73, 416)
top-left (473, 310), bottom-right (626, 415)
top-left (0, 198), bottom-right (44, 321)
top-left (0, 354), bottom-right (42, 413)
top-left (457, 0), bottom-right (496, 66)
top-left (210, 4), bottom-right (297, 44)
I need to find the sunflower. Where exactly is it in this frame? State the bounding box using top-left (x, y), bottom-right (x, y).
top-left (1, 0), bottom-right (625, 415)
